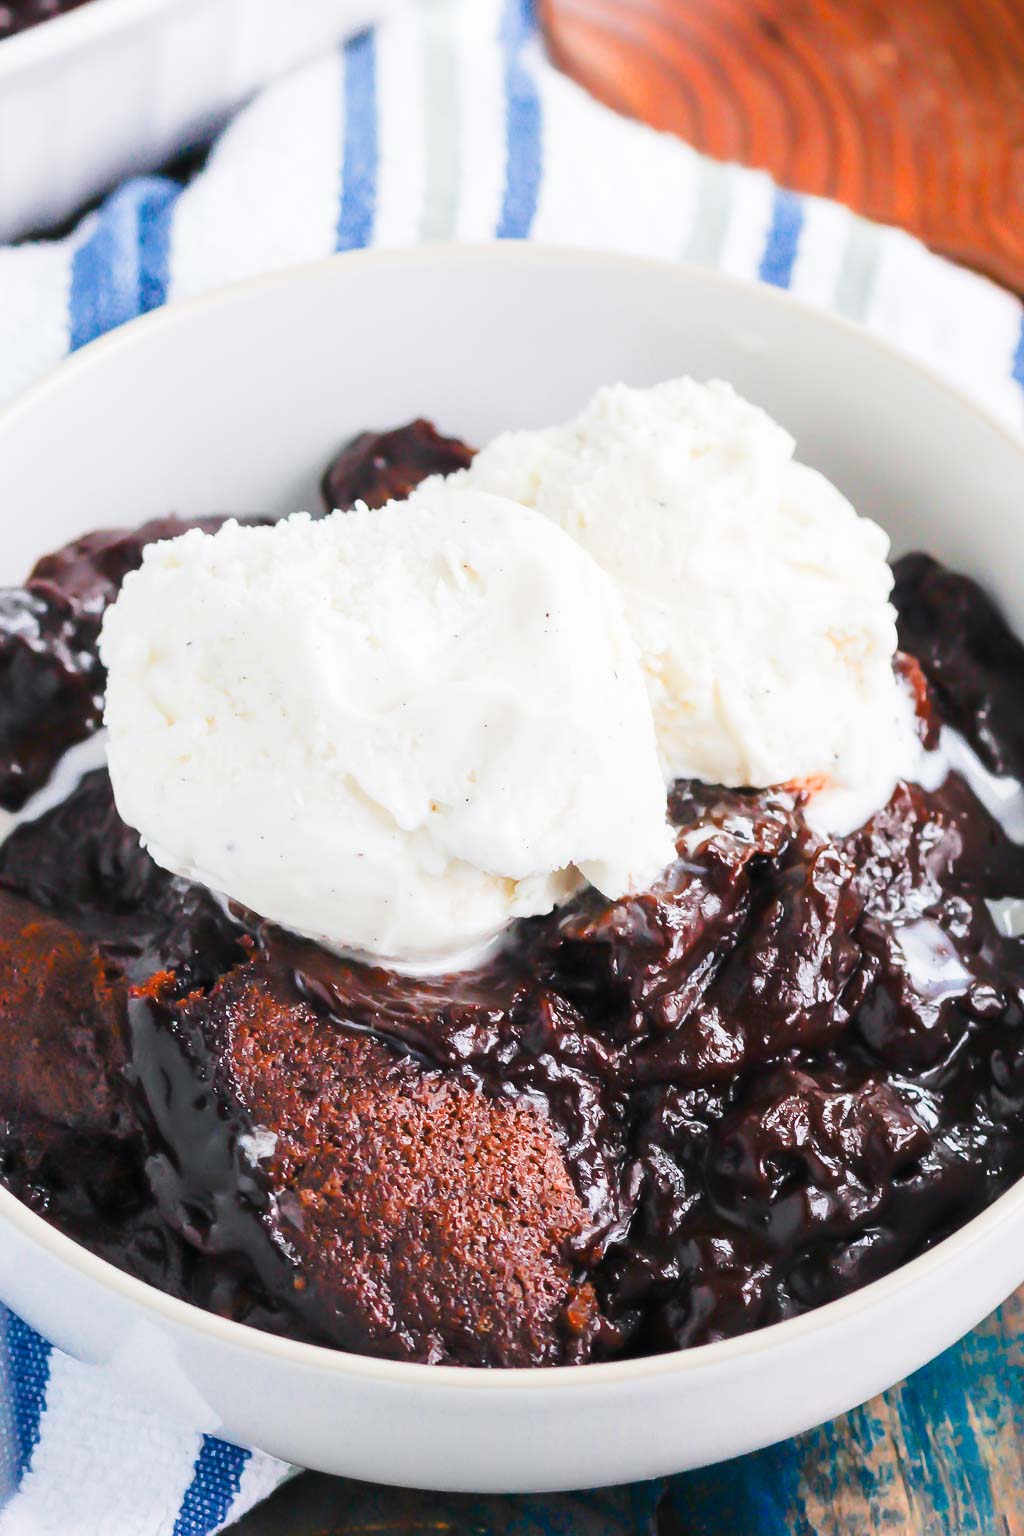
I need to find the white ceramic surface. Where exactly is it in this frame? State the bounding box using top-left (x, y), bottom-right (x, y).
top-left (0, 0), bottom-right (400, 243)
top-left (0, 245), bottom-right (1022, 1493)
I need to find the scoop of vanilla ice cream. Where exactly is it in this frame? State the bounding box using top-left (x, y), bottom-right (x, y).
top-left (99, 490), bottom-right (674, 969)
top-left (434, 378), bottom-right (921, 834)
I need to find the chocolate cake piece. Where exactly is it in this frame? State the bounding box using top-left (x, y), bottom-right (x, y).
top-left (321, 419), bottom-right (474, 513)
top-left (129, 959), bottom-right (602, 1366)
top-left (0, 886), bottom-right (141, 1217)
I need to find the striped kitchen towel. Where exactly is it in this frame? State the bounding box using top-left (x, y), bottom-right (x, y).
top-left (0, 0), bottom-right (1022, 427)
top-left (0, 1308), bottom-right (289, 1533)
top-left (1, 1), bottom-right (1024, 1533)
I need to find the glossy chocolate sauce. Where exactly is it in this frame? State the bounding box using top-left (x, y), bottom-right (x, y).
top-left (0, 515), bottom-right (261, 807)
top-left (1, 422), bottom-right (1023, 1367)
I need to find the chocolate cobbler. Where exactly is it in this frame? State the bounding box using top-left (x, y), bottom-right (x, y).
top-left (1, 420), bottom-right (1023, 1368)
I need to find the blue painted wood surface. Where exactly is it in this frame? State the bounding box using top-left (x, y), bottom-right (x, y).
top-left (237, 1292), bottom-right (1024, 1535)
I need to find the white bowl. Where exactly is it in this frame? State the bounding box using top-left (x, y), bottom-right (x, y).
top-left (0, 245), bottom-right (1022, 1494)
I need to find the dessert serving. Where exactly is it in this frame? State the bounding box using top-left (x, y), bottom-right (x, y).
top-left (1, 377), bottom-right (1023, 1372)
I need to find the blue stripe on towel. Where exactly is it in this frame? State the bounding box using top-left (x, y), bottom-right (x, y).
top-left (5, 1311), bottom-right (52, 1485)
top-left (758, 186), bottom-right (804, 289)
top-left (336, 30), bottom-right (379, 251)
top-left (496, 0), bottom-right (542, 239)
top-left (173, 1434), bottom-right (251, 1536)
top-left (137, 180), bottom-right (183, 316)
top-left (1012, 310), bottom-right (1024, 407)
top-left (70, 178), bottom-right (182, 350)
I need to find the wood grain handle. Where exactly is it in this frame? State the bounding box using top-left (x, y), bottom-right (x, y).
top-left (541, 0), bottom-right (1024, 294)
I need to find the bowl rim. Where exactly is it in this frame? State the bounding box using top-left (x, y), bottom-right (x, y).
top-left (2, 238), bottom-right (1024, 1393)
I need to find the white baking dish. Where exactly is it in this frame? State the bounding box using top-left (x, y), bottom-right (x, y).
top-left (0, 0), bottom-right (401, 244)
